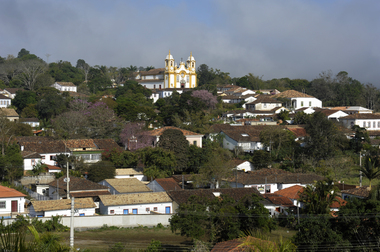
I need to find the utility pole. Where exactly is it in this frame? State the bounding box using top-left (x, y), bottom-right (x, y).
top-left (66, 159), bottom-right (70, 199)
top-left (360, 151), bottom-right (362, 187)
top-left (70, 197), bottom-right (74, 250)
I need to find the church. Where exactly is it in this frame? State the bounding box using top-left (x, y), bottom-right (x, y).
top-left (136, 51), bottom-right (197, 90)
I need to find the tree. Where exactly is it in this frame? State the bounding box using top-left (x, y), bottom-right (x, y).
top-left (359, 157), bottom-right (380, 189)
top-left (298, 178), bottom-right (339, 215)
top-left (251, 150), bottom-right (271, 169)
top-left (18, 59), bottom-right (47, 90)
top-left (195, 147), bottom-right (234, 188)
top-left (259, 126), bottom-right (296, 160)
top-left (76, 59), bottom-right (90, 82)
top-left (11, 90), bottom-right (37, 114)
top-left (349, 125), bottom-right (370, 153)
top-left (170, 193), bottom-right (274, 243)
top-left (304, 112), bottom-right (346, 161)
top-left (17, 48), bottom-right (30, 59)
top-left (157, 129), bottom-right (189, 172)
top-left (292, 215), bottom-right (348, 252)
top-left (119, 122), bottom-right (154, 151)
top-left (87, 161), bottom-right (115, 182)
top-left (36, 87), bottom-right (67, 120)
top-left (102, 148), bottom-right (138, 168)
top-left (0, 144), bottom-right (24, 181)
top-left (137, 147), bottom-right (177, 179)
top-left (191, 90), bottom-right (218, 110)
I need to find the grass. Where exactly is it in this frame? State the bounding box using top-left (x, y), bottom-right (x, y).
top-left (54, 225), bottom-right (193, 251)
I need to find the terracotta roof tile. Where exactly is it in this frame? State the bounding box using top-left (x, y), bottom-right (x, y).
top-left (341, 186), bottom-right (370, 198)
top-left (275, 185), bottom-right (304, 199)
top-left (4, 88), bottom-right (24, 94)
top-left (99, 192), bottom-right (171, 206)
top-left (103, 178), bottom-right (151, 193)
top-left (56, 82), bottom-right (76, 87)
top-left (93, 139), bottom-right (123, 151)
top-left (0, 108), bottom-right (18, 117)
top-left (272, 90), bottom-right (314, 98)
top-left (264, 194), bottom-right (294, 207)
top-left (65, 139), bottom-right (97, 149)
top-left (139, 68), bottom-right (165, 76)
top-left (32, 198), bottom-right (95, 212)
top-left (155, 178), bottom-right (182, 191)
top-left (48, 176), bottom-right (109, 192)
top-left (167, 188), bottom-right (263, 205)
top-left (148, 126), bottom-right (203, 136)
top-left (0, 185), bottom-right (26, 198)
top-left (341, 113), bottom-right (380, 120)
top-left (330, 196), bottom-right (347, 208)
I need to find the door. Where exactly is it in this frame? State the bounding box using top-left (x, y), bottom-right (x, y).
top-left (132, 209), bottom-right (137, 214)
top-left (165, 206), bottom-right (170, 214)
top-left (11, 201), bottom-right (17, 212)
top-left (123, 209), bottom-right (129, 215)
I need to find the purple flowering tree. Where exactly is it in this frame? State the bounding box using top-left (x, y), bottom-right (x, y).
top-left (191, 90), bottom-right (218, 109)
top-left (120, 122), bottom-right (155, 151)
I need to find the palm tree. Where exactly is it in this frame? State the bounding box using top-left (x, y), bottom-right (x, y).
top-left (359, 157), bottom-right (380, 189)
top-left (298, 178), bottom-right (339, 214)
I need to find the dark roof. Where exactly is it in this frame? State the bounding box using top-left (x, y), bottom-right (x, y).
top-left (167, 188), bottom-right (262, 205)
top-left (19, 140), bottom-right (66, 154)
top-left (246, 95), bottom-right (281, 105)
top-left (229, 170), bottom-right (324, 185)
top-left (155, 178), bottom-right (182, 191)
top-left (341, 114), bottom-right (380, 120)
top-left (139, 68), bottom-right (165, 76)
top-left (221, 125), bottom-right (284, 143)
top-left (264, 194), bottom-right (294, 207)
top-left (0, 94), bottom-right (10, 100)
top-left (93, 139), bottom-right (122, 151)
top-left (21, 151), bottom-right (41, 159)
top-left (70, 191), bottom-right (111, 198)
top-left (48, 176), bottom-right (110, 193)
top-left (19, 118), bottom-right (39, 123)
top-left (341, 186), bottom-right (370, 198)
top-left (4, 88), bottom-right (24, 94)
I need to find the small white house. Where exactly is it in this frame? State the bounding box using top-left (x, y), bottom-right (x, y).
top-left (51, 82), bottom-right (77, 92)
top-left (340, 113), bottom-right (380, 130)
top-left (19, 118), bottom-right (40, 128)
top-left (0, 95), bottom-right (11, 108)
top-left (272, 90), bottom-right (322, 110)
top-left (99, 178), bottom-right (151, 195)
top-left (99, 192), bottom-right (173, 215)
top-left (0, 185), bottom-right (26, 217)
top-left (115, 168), bottom-right (147, 181)
top-left (21, 151), bottom-right (42, 175)
top-left (29, 198), bottom-right (96, 217)
top-left (233, 160), bottom-right (254, 172)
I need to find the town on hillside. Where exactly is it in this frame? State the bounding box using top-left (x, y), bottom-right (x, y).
top-left (0, 48), bottom-right (379, 251)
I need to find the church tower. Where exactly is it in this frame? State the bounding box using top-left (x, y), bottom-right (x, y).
top-left (164, 50), bottom-right (197, 89)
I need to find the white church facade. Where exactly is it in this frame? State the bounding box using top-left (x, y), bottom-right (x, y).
top-left (136, 51), bottom-right (197, 90)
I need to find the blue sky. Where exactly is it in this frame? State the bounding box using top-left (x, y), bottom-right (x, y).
top-left (1, 0), bottom-right (380, 85)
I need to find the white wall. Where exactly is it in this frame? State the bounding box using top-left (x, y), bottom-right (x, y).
top-left (0, 197), bottom-right (25, 215)
top-left (114, 174), bottom-right (147, 181)
top-left (99, 202), bottom-right (173, 215)
top-left (23, 157), bottom-right (42, 172)
top-left (29, 207), bottom-right (96, 217)
top-left (236, 161), bottom-right (254, 172)
top-left (245, 183), bottom-right (278, 194)
top-left (292, 97), bottom-right (322, 109)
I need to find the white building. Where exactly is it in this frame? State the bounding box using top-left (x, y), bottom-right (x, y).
top-left (51, 82), bottom-right (77, 92)
top-left (29, 198), bottom-right (96, 217)
top-left (0, 185), bottom-right (26, 217)
top-left (21, 151), bottom-right (41, 175)
top-left (0, 95), bottom-right (11, 108)
top-left (115, 168), bottom-right (147, 181)
top-left (340, 113), bottom-right (380, 130)
top-left (99, 192), bottom-right (173, 215)
top-left (272, 90), bottom-right (322, 110)
top-left (136, 51), bottom-right (197, 89)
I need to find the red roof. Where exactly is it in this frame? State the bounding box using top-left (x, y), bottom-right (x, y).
top-left (330, 196), bottom-right (347, 208)
top-left (44, 164), bottom-right (61, 171)
top-left (155, 178), bottom-right (182, 191)
top-left (0, 185), bottom-right (26, 198)
top-left (275, 185), bottom-right (304, 200)
top-left (148, 126), bottom-right (203, 136)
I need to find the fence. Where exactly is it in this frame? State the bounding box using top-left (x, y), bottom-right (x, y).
top-left (14, 181), bottom-right (51, 201)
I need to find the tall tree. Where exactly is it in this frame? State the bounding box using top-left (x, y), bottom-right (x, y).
top-left (18, 59), bottom-right (47, 90)
top-left (157, 129), bottom-right (189, 172)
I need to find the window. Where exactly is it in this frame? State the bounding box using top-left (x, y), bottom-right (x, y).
top-left (177, 76), bottom-right (179, 81)
top-left (363, 122), bottom-right (366, 127)
top-left (264, 103), bottom-right (267, 108)
top-left (146, 207), bottom-right (150, 212)
top-left (186, 76), bottom-right (189, 83)
top-left (132, 209), bottom-right (138, 214)
top-left (153, 207), bottom-right (158, 211)
top-left (309, 101), bottom-right (312, 106)
top-left (193, 141), bottom-right (197, 146)
top-left (374, 122), bottom-right (376, 128)
top-left (265, 185), bottom-right (271, 193)
top-left (0, 202), bottom-right (5, 209)
top-left (378, 122), bottom-right (380, 128)
top-left (50, 155), bottom-right (56, 161)
top-left (110, 210), bottom-right (114, 214)
top-left (368, 122), bottom-right (371, 128)
top-left (154, 85), bottom-right (156, 89)
top-left (301, 101), bottom-right (304, 107)
top-left (41, 156), bottom-right (45, 160)
top-left (31, 159), bottom-right (36, 166)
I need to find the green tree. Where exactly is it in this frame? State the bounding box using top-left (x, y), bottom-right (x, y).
top-left (359, 157), bottom-right (380, 189)
top-left (298, 178), bottom-right (339, 215)
top-left (87, 161), bottom-right (116, 182)
top-left (11, 90), bottom-right (37, 114)
top-left (349, 125), bottom-right (370, 153)
top-left (259, 126), bottom-right (296, 160)
top-left (292, 215), bottom-right (348, 252)
top-left (251, 150), bottom-right (271, 169)
top-left (137, 147), bottom-right (177, 179)
top-left (157, 129), bottom-right (189, 172)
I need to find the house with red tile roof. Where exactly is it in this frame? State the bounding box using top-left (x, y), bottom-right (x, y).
top-left (0, 185), bottom-right (26, 217)
top-left (29, 198), bottom-right (96, 217)
top-left (147, 178), bottom-right (182, 192)
top-left (264, 194), bottom-right (296, 216)
top-left (148, 126), bottom-right (204, 148)
top-left (272, 90), bottom-right (322, 110)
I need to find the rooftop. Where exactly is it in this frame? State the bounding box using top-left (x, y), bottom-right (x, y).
top-left (272, 90), bottom-right (314, 99)
top-left (148, 126), bottom-right (203, 136)
top-left (99, 192), bottom-right (171, 206)
top-left (154, 178), bottom-right (182, 191)
top-left (103, 178), bottom-right (151, 193)
top-left (32, 198), bottom-right (95, 212)
top-left (0, 185), bottom-right (26, 198)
